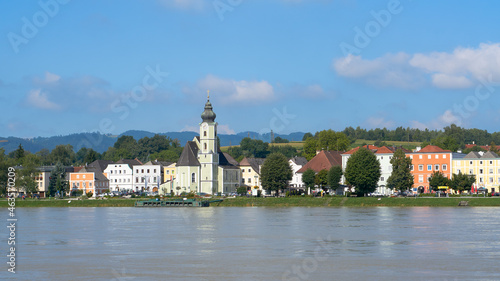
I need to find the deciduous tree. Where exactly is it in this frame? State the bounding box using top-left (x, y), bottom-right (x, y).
top-left (344, 148), bottom-right (381, 196)
top-left (260, 153), bottom-right (292, 195)
top-left (327, 166), bottom-right (343, 190)
top-left (386, 149), bottom-right (414, 192)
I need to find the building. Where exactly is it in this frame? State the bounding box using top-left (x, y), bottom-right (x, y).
top-left (103, 159), bottom-right (142, 193)
top-left (408, 145), bottom-right (452, 193)
top-left (239, 157), bottom-right (265, 192)
top-left (69, 167), bottom-right (109, 197)
top-left (173, 94), bottom-right (241, 195)
top-left (453, 151), bottom-right (500, 193)
top-left (289, 156), bottom-right (308, 189)
top-left (297, 151), bottom-right (343, 193)
top-left (133, 162), bottom-right (162, 193)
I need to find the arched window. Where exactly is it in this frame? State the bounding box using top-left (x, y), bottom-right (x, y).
top-left (204, 143), bottom-right (207, 150)
top-left (204, 131), bottom-right (207, 137)
top-left (191, 173), bottom-right (196, 183)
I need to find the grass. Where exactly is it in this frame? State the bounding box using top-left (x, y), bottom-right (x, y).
top-left (4, 196), bottom-right (499, 208)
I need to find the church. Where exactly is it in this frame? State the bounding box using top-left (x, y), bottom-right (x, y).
top-left (173, 94), bottom-right (241, 195)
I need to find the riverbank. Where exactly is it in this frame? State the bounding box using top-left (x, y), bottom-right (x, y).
top-left (1, 196), bottom-right (500, 207)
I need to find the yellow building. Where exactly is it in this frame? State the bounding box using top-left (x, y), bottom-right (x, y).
top-left (452, 151), bottom-right (500, 193)
top-left (159, 162), bottom-right (176, 195)
top-left (239, 157), bottom-right (265, 192)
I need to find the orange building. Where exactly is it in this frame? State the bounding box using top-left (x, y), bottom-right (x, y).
top-left (69, 167), bottom-right (109, 197)
top-left (408, 145), bottom-right (452, 193)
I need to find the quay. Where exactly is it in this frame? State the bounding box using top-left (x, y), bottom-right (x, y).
top-left (134, 198), bottom-right (223, 207)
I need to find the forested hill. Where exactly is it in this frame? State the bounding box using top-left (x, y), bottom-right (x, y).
top-left (0, 131), bottom-right (306, 154)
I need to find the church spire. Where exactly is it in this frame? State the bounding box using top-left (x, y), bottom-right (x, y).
top-left (201, 90), bottom-right (216, 122)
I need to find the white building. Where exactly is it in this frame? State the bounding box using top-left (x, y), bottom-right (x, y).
top-left (341, 145), bottom-right (412, 195)
top-left (104, 159), bottom-right (142, 193)
top-left (289, 157), bottom-right (307, 188)
top-left (133, 162), bottom-right (162, 193)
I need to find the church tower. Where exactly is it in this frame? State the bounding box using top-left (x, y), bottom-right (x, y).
top-left (198, 91), bottom-right (219, 194)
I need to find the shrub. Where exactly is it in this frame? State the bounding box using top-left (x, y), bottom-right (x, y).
top-left (86, 192), bottom-right (93, 197)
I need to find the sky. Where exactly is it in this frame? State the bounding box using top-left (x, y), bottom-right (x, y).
top-left (1, 0), bottom-right (500, 138)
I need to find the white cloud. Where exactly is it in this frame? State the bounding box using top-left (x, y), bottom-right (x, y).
top-left (157, 0), bottom-right (206, 10)
top-left (26, 89), bottom-right (61, 110)
top-left (44, 72), bottom-right (61, 83)
top-left (333, 43), bottom-right (500, 89)
top-left (217, 124), bottom-right (235, 135)
top-left (365, 116), bottom-right (395, 128)
top-left (187, 74), bottom-right (275, 104)
top-left (411, 110), bottom-right (462, 130)
top-left (333, 53), bottom-right (425, 89)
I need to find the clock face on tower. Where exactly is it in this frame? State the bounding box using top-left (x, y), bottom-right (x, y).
top-left (202, 122), bottom-right (208, 130)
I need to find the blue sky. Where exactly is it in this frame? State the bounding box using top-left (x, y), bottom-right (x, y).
top-left (1, 0), bottom-right (500, 138)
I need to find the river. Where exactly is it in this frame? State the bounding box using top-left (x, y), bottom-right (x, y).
top-left (2, 207), bottom-right (500, 280)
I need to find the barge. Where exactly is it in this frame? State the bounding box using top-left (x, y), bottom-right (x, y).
top-left (134, 198), bottom-right (222, 207)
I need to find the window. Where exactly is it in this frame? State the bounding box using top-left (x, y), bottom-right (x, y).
top-left (115, 179), bottom-right (117, 183)
top-left (480, 161), bottom-right (483, 165)
top-left (435, 155), bottom-right (439, 159)
top-left (204, 131), bottom-right (207, 137)
top-left (490, 169), bottom-right (494, 174)
top-left (248, 169), bottom-right (251, 173)
top-left (410, 165), bottom-right (414, 171)
top-left (119, 170), bottom-right (122, 174)
top-left (191, 173), bottom-right (195, 183)
top-left (242, 178), bottom-right (245, 184)
top-left (443, 155), bottom-right (447, 159)
top-left (77, 175), bottom-right (80, 179)
top-left (147, 169), bottom-right (150, 173)
top-left (89, 182), bottom-right (92, 187)
top-left (479, 177), bottom-right (483, 183)
top-left (489, 177), bottom-right (494, 183)
top-left (470, 161), bottom-right (473, 165)
top-left (435, 164), bottom-right (439, 171)
top-left (204, 143), bottom-right (207, 150)
top-left (77, 182), bottom-right (80, 187)
top-left (111, 171), bottom-right (113, 174)
top-left (442, 164), bottom-right (447, 171)
top-left (154, 177), bottom-right (157, 183)
top-left (427, 165), bottom-right (432, 171)
top-left (141, 178), bottom-right (145, 183)
top-left (469, 169), bottom-right (473, 175)
top-left (418, 175), bottom-right (423, 183)
top-left (136, 177), bottom-right (139, 183)
top-left (480, 169), bottom-right (483, 174)
top-left (83, 175), bottom-right (86, 179)
top-left (380, 176), bottom-right (384, 181)
top-left (141, 169), bottom-right (144, 173)
top-left (418, 165), bottom-right (423, 171)
top-left (428, 155), bottom-right (431, 159)
top-left (166, 170), bottom-right (169, 174)
top-left (419, 155), bottom-right (422, 159)
top-left (248, 178), bottom-right (252, 183)
top-left (410, 155), bottom-right (413, 159)
top-left (241, 169), bottom-right (245, 174)
top-left (381, 156), bottom-right (383, 159)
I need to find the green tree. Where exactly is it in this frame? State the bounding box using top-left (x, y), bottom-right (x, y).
top-left (327, 166), bottom-right (343, 190)
top-left (302, 132), bottom-right (313, 141)
top-left (240, 137), bottom-right (269, 158)
top-left (36, 148), bottom-right (51, 165)
top-left (14, 144), bottom-right (25, 161)
top-left (449, 172), bottom-right (475, 193)
top-left (344, 148), bottom-right (381, 196)
top-left (302, 168), bottom-right (316, 194)
top-left (315, 169), bottom-right (328, 190)
top-left (48, 161), bottom-right (69, 197)
top-left (428, 171), bottom-right (450, 192)
top-left (236, 186), bottom-right (248, 195)
top-left (17, 154), bottom-right (40, 195)
top-left (260, 153), bottom-right (292, 195)
top-left (386, 149), bottom-right (414, 192)
top-left (273, 136), bottom-right (289, 143)
top-left (50, 144), bottom-right (75, 165)
top-left (303, 137), bottom-right (317, 161)
top-left (317, 130), bottom-right (350, 151)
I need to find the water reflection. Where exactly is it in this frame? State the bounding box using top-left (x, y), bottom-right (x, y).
top-left (2, 207), bottom-right (500, 280)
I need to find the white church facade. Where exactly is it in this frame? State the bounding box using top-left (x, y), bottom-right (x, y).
top-left (173, 94), bottom-right (240, 195)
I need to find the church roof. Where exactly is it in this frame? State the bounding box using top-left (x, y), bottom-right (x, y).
top-left (176, 141), bottom-right (200, 167)
top-left (201, 96), bottom-right (216, 122)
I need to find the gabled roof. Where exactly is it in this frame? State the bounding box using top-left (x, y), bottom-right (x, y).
top-left (88, 160), bottom-right (114, 172)
top-left (79, 166), bottom-right (108, 181)
top-left (297, 151), bottom-right (342, 173)
top-left (290, 156), bottom-right (307, 166)
top-left (176, 141), bottom-right (200, 167)
top-left (220, 152), bottom-right (239, 166)
top-left (417, 145), bottom-right (451, 153)
top-left (239, 157), bottom-right (265, 174)
top-left (463, 151), bottom-right (482, 159)
top-left (481, 151), bottom-right (500, 159)
top-left (115, 159), bottom-right (142, 169)
top-left (343, 145), bottom-right (378, 155)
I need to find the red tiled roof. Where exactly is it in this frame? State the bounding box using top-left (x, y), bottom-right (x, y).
top-left (297, 150), bottom-right (342, 173)
top-left (375, 146), bottom-right (412, 154)
top-left (417, 145), bottom-right (451, 153)
top-left (465, 144), bottom-right (497, 151)
top-left (343, 145), bottom-right (379, 155)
